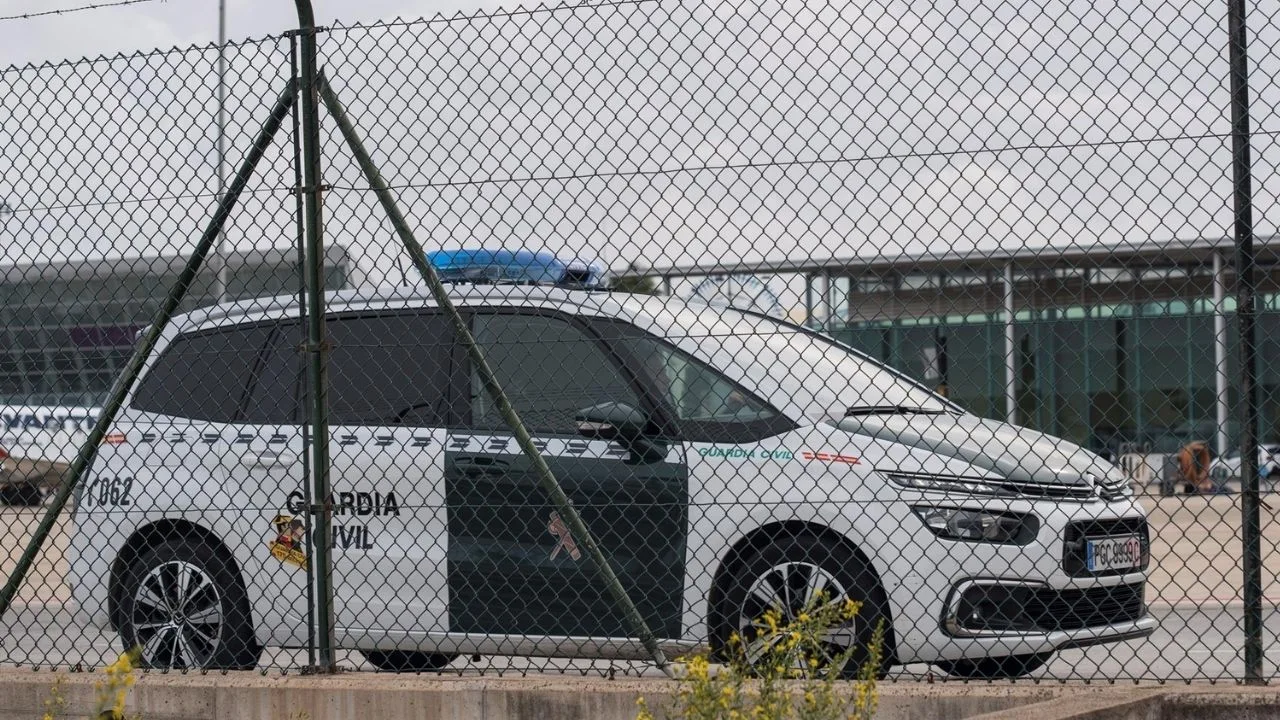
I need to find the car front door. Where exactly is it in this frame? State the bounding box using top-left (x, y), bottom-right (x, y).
top-left (446, 310), bottom-right (689, 641)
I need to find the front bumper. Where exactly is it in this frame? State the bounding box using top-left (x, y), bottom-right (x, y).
top-left (942, 580), bottom-right (1148, 637)
top-left (887, 495), bottom-right (1156, 663)
top-left (937, 614), bottom-right (1157, 659)
top-left (912, 577), bottom-right (1157, 662)
top-left (935, 577), bottom-right (1155, 657)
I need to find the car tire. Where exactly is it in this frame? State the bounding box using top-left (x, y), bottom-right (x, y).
top-left (362, 650), bottom-right (456, 672)
top-left (934, 652), bottom-right (1052, 679)
top-left (118, 538), bottom-right (260, 670)
top-left (0, 482), bottom-right (42, 506)
top-left (711, 533), bottom-right (892, 679)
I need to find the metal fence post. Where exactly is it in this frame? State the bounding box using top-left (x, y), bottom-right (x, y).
top-left (0, 79), bottom-right (299, 621)
top-left (291, 0), bottom-right (337, 674)
top-left (287, 31), bottom-right (318, 672)
top-left (1226, 0), bottom-right (1264, 685)
top-left (315, 73), bottom-right (672, 675)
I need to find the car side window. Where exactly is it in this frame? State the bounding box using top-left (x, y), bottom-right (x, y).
top-left (470, 313), bottom-right (639, 435)
top-left (587, 318), bottom-right (795, 443)
top-left (132, 324), bottom-right (274, 422)
top-left (634, 341), bottom-right (777, 423)
top-left (308, 312), bottom-right (453, 426)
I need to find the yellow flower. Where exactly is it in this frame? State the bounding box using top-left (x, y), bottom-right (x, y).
top-left (843, 599), bottom-right (862, 619)
top-left (93, 648), bottom-right (141, 720)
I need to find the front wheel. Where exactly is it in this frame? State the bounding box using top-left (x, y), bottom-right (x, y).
top-left (362, 650), bottom-right (457, 672)
top-left (118, 538), bottom-right (260, 670)
top-left (934, 652), bottom-right (1053, 679)
top-left (712, 534), bottom-right (892, 679)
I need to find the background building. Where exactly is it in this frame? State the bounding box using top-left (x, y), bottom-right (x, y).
top-left (0, 246), bottom-right (348, 407)
top-left (644, 236), bottom-right (1280, 459)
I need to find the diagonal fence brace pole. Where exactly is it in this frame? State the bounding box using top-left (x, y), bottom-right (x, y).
top-left (315, 72), bottom-right (672, 675)
top-left (0, 78), bottom-right (299, 620)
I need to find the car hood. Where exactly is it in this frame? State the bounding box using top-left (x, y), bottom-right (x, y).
top-left (837, 411), bottom-right (1115, 486)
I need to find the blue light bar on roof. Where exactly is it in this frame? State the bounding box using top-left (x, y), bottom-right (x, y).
top-left (426, 248), bottom-right (605, 288)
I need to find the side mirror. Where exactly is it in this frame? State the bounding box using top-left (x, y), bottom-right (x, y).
top-left (575, 402), bottom-right (648, 440)
top-left (575, 402), bottom-right (666, 465)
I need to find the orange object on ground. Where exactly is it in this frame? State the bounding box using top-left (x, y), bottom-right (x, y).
top-left (1177, 441), bottom-right (1212, 493)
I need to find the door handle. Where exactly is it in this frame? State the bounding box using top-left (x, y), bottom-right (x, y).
top-left (239, 451), bottom-right (297, 468)
top-left (453, 456), bottom-right (512, 477)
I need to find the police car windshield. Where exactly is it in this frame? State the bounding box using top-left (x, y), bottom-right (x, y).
top-left (680, 308), bottom-right (953, 419)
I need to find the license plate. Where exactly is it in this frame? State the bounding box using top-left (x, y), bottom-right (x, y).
top-left (1085, 535), bottom-right (1144, 572)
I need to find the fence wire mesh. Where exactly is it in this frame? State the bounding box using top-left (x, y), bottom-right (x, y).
top-left (0, 0), bottom-right (1277, 684)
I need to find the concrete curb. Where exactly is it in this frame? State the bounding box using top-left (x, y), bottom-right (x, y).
top-left (0, 670), bottom-right (1272, 720)
top-left (0, 672), bottom-right (1064, 720)
top-left (1162, 688), bottom-right (1280, 720)
top-left (967, 690), bottom-right (1162, 720)
top-left (970, 686), bottom-right (1280, 720)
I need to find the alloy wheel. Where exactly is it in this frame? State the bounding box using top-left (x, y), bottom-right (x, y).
top-left (131, 560), bottom-right (223, 668)
top-left (736, 561), bottom-right (856, 671)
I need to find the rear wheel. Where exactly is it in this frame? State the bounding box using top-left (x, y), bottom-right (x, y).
top-left (934, 652), bottom-right (1052, 679)
top-left (118, 538), bottom-right (260, 670)
top-left (362, 650), bottom-right (456, 672)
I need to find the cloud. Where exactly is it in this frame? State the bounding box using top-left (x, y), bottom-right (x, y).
top-left (0, 0), bottom-right (1276, 302)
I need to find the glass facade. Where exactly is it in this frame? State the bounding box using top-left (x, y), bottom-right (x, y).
top-left (832, 294), bottom-right (1278, 456)
top-left (0, 258), bottom-right (346, 407)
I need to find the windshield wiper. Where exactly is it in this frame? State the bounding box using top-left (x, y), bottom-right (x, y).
top-left (844, 405), bottom-right (948, 417)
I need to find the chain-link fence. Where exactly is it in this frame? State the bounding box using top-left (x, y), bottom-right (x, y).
top-left (0, 0), bottom-right (1277, 684)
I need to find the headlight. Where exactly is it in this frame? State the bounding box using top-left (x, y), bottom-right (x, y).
top-left (888, 473), bottom-right (1008, 496)
top-left (912, 506), bottom-right (1038, 544)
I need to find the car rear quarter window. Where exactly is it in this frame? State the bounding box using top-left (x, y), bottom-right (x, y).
top-left (131, 324), bottom-right (274, 422)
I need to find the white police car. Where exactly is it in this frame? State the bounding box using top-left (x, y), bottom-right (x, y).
top-left (67, 266), bottom-right (1153, 678)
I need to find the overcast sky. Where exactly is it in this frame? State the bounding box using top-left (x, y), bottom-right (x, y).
top-left (0, 0), bottom-right (1277, 317)
top-left (0, 1), bottom-right (507, 69)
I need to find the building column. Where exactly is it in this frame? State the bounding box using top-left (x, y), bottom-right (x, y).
top-left (1082, 270), bottom-right (1093, 447)
top-left (1214, 251), bottom-right (1230, 456)
top-left (1004, 262), bottom-right (1017, 424)
top-left (847, 276), bottom-right (858, 329)
top-left (819, 272), bottom-right (832, 330)
top-left (660, 276), bottom-right (671, 297)
top-left (1131, 268), bottom-right (1143, 440)
top-left (803, 273), bottom-right (814, 327)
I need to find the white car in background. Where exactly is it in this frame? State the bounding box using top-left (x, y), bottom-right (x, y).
top-left (1209, 444), bottom-right (1280, 484)
top-left (67, 281), bottom-right (1154, 680)
top-left (0, 405), bottom-right (100, 506)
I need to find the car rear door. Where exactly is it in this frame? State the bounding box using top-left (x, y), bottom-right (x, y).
top-left (309, 311), bottom-right (455, 641)
top-left (238, 311), bottom-right (455, 646)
